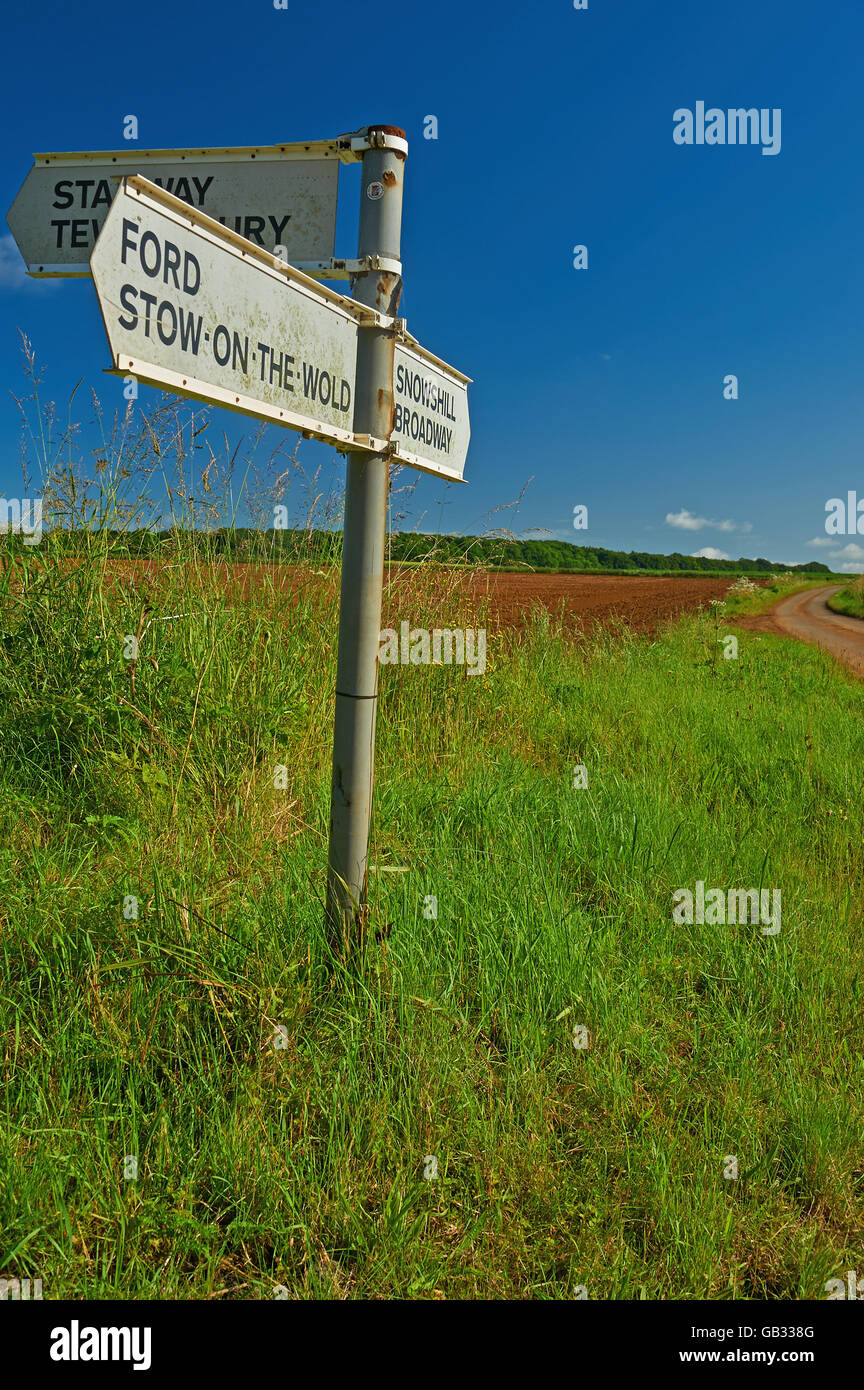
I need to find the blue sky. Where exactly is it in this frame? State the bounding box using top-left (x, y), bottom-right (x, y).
top-left (2, 0), bottom-right (863, 567)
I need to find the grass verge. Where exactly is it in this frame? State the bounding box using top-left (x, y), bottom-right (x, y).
top-left (827, 576), bottom-right (864, 620)
top-left (1, 544), bottom-right (862, 1299)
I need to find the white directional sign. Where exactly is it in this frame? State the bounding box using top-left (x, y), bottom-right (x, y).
top-left (7, 141), bottom-right (341, 276)
top-left (90, 175), bottom-right (469, 479)
top-left (391, 339), bottom-right (471, 483)
top-left (91, 175), bottom-right (368, 450)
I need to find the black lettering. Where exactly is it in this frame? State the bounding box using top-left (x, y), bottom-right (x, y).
top-left (50, 219), bottom-right (69, 247)
top-left (70, 219), bottom-right (89, 248)
top-left (92, 179), bottom-right (113, 209)
top-left (192, 176), bottom-right (213, 205)
top-left (120, 218), bottom-right (138, 266)
top-left (117, 284), bottom-right (138, 330)
top-left (268, 349), bottom-right (283, 388)
top-left (52, 181), bottom-right (74, 210)
top-left (232, 332), bottom-right (248, 373)
top-left (163, 241), bottom-right (181, 289)
top-left (268, 214), bottom-right (290, 244)
top-left (213, 324), bottom-right (231, 366)
top-left (139, 290), bottom-right (157, 338)
top-left (243, 216), bottom-right (266, 244)
top-left (173, 178), bottom-right (191, 204)
top-left (140, 231), bottom-right (161, 278)
top-left (157, 300), bottom-right (177, 346)
top-left (178, 307), bottom-right (203, 354)
top-left (302, 363), bottom-right (320, 399)
top-left (182, 252), bottom-right (200, 295)
top-left (75, 179), bottom-right (95, 208)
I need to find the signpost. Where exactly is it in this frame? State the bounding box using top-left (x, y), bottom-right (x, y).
top-left (90, 173), bottom-right (470, 476)
top-left (8, 123), bottom-right (471, 944)
top-left (326, 126), bottom-right (405, 943)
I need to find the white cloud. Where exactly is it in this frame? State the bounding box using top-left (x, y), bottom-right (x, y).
top-left (666, 508), bottom-right (750, 534)
top-left (805, 536), bottom-right (836, 548)
top-left (691, 546), bottom-right (730, 560)
top-left (840, 562), bottom-right (864, 572)
top-left (830, 543), bottom-right (864, 561)
top-left (667, 509), bottom-right (709, 531)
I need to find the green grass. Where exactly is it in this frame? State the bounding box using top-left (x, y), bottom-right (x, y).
top-left (718, 572), bottom-right (836, 617)
top-left (0, 533), bottom-right (862, 1301)
top-left (828, 576), bottom-right (864, 620)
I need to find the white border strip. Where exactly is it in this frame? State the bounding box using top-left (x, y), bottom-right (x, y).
top-left (113, 356), bottom-right (387, 454)
top-left (123, 176), bottom-right (393, 328)
top-left (396, 333), bottom-right (472, 385)
top-left (34, 141), bottom-right (341, 167)
top-left (389, 448), bottom-right (466, 483)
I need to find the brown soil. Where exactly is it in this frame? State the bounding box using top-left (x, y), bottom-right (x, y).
top-left (406, 572), bottom-right (738, 636)
top-left (20, 557), bottom-right (739, 638)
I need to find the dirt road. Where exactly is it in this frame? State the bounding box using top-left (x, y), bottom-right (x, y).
top-left (738, 584), bottom-right (864, 675)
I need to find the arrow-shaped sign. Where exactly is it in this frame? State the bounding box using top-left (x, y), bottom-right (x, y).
top-left (90, 175), bottom-right (470, 480)
top-left (7, 139), bottom-right (343, 276)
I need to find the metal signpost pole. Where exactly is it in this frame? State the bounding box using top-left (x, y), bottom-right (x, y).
top-left (325, 126), bottom-right (406, 945)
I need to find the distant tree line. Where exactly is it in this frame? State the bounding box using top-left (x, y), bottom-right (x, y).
top-left (0, 526), bottom-right (830, 575)
top-left (382, 533), bottom-right (829, 574)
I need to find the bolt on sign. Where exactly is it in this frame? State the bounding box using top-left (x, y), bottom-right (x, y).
top-left (6, 140), bottom-right (344, 276)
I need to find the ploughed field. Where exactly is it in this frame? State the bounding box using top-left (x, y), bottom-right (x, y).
top-left (276, 567), bottom-right (736, 636)
top-left (102, 562), bottom-right (737, 637)
top-left (435, 571), bottom-right (736, 635)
